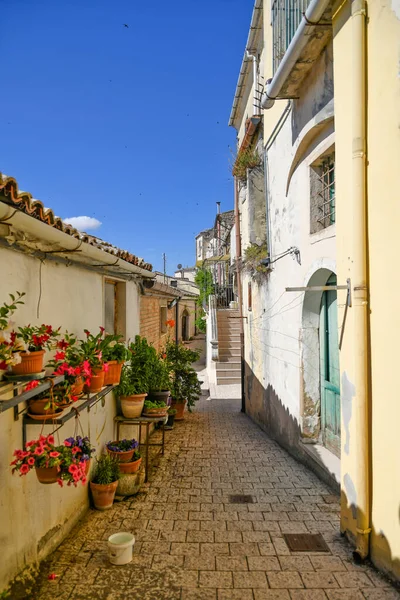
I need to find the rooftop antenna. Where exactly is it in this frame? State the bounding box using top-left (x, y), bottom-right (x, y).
top-left (162, 253), bottom-right (166, 283)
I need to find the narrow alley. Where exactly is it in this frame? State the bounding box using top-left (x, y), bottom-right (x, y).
top-left (24, 396), bottom-right (398, 600)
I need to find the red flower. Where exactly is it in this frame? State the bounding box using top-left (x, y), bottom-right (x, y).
top-left (20, 464), bottom-right (30, 475)
top-left (71, 395), bottom-right (78, 402)
top-left (64, 440), bottom-right (72, 447)
top-left (49, 451), bottom-right (60, 458)
top-left (25, 380), bottom-right (40, 391)
top-left (34, 447), bottom-right (44, 456)
top-left (54, 351), bottom-right (66, 361)
top-left (47, 573), bottom-right (58, 580)
top-left (165, 319), bottom-right (175, 328)
top-left (84, 329), bottom-right (90, 338)
top-left (47, 435), bottom-right (55, 444)
top-left (99, 326), bottom-right (105, 333)
top-left (0, 360), bottom-right (7, 370)
top-left (72, 446), bottom-right (81, 454)
top-left (57, 479), bottom-right (63, 487)
top-left (27, 457), bottom-right (35, 466)
top-left (57, 339), bottom-right (69, 350)
top-left (68, 464), bottom-right (78, 474)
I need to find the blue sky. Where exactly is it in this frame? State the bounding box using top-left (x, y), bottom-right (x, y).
top-left (1, 0), bottom-right (252, 273)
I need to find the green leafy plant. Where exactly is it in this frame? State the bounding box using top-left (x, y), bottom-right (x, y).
top-left (149, 351), bottom-right (171, 391)
top-left (17, 323), bottom-right (60, 352)
top-left (102, 335), bottom-right (129, 363)
top-left (0, 291), bottom-right (25, 370)
top-left (243, 242), bottom-right (269, 277)
top-left (195, 268), bottom-right (214, 307)
top-left (164, 341), bottom-right (201, 411)
top-left (91, 454), bottom-right (120, 485)
top-left (167, 408), bottom-right (177, 416)
top-left (232, 148), bottom-right (261, 180)
top-left (115, 336), bottom-right (155, 396)
top-left (195, 308), bottom-right (207, 333)
top-left (144, 399), bottom-right (167, 409)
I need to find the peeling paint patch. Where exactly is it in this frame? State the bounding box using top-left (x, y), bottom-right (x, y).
top-left (342, 371), bottom-right (355, 455)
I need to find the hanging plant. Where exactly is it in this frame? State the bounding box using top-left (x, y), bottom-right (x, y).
top-left (10, 434), bottom-right (90, 487)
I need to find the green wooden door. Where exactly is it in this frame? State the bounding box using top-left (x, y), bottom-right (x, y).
top-left (319, 274), bottom-right (341, 456)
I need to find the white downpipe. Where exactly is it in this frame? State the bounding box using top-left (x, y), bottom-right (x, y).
top-left (0, 201), bottom-right (155, 278)
top-left (246, 51), bottom-right (259, 115)
top-left (261, 0), bottom-right (331, 109)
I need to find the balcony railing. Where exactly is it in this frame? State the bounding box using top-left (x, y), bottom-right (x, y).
top-left (272, 0), bottom-right (310, 73)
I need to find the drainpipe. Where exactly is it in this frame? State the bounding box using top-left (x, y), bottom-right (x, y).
top-left (351, 0), bottom-right (370, 561)
top-left (246, 51), bottom-right (258, 115)
top-left (234, 178), bottom-right (245, 413)
top-left (175, 298), bottom-right (180, 346)
top-left (261, 0), bottom-right (331, 109)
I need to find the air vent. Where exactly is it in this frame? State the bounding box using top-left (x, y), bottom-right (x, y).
top-left (229, 495), bottom-right (254, 504)
top-left (283, 533), bottom-right (330, 553)
top-left (170, 280), bottom-right (178, 288)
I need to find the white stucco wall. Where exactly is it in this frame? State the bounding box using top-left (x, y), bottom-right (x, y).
top-left (0, 246), bottom-right (141, 590)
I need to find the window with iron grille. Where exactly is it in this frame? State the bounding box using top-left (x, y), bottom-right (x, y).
top-left (272, 0), bottom-right (310, 73)
top-left (310, 152), bottom-right (335, 233)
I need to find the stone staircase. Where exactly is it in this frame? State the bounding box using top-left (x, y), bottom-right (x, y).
top-left (216, 309), bottom-right (241, 385)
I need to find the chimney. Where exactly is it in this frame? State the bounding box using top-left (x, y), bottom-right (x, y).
top-left (216, 201), bottom-right (221, 215)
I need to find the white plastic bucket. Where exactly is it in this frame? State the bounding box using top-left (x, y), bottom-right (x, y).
top-left (107, 532), bottom-right (135, 565)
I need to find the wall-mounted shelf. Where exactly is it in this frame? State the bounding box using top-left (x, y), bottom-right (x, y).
top-left (0, 375), bottom-right (65, 416)
top-left (22, 385), bottom-right (116, 445)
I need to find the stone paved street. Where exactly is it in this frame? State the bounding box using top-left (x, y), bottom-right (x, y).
top-left (29, 397), bottom-right (399, 600)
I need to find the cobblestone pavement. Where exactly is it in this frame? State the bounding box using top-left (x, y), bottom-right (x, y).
top-left (30, 397), bottom-right (399, 600)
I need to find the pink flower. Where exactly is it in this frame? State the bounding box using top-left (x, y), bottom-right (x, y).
top-left (72, 446), bottom-right (81, 454)
top-left (28, 457), bottom-right (35, 466)
top-left (68, 464), bottom-right (78, 474)
top-left (20, 464), bottom-right (30, 475)
top-left (34, 447), bottom-right (44, 456)
top-left (103, 362), bottom-right (109, 373)
top-left (24, 380), bottom-right (40, 391)
top-left (64, 440), bottom-right (72, 447)
top-left (57, 479), bottom-right (64, 487)
top-left (49, 451), bottom-right (60, 458)
top-left (81, 476), bottom-right (87, 485)
top-left (21, 451), bottom-right (29, 458)
top-left (47, 435), bottom-right (55, 445)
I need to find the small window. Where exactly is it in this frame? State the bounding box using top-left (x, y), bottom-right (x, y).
top-left (160, 306), bottom-right (167, 333)
top-left (310, 152), bottom-right (335, 233)
top-left (248, 282), bottom-right (252, 311)
top-left (104, 281), bottom-right (116, 334)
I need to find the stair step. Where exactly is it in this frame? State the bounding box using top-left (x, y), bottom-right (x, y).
top-left (219, 350), bottom-right (241, 357)
top-left (216, 361), bottom-right (241, 369)
top-left (216, 369), bottom-right (241, 378)
top-left (217, 376), bottom-right (242, 385)
top-left (218, 343), bottom-right (241, 350)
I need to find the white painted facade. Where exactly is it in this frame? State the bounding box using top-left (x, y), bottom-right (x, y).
top-left (0, 200), bottom-right (150, 590)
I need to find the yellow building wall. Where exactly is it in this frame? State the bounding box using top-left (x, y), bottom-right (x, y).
top-left (334, 0), bottom-right (400, 580)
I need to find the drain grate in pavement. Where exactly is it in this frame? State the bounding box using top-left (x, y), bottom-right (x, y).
top-left (229, 494), bottom-right (254, 504)
top-left (283, 533), bottom-right (330, 553)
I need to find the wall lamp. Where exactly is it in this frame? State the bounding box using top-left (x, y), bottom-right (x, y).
top-left (168, 298), bottom-right (180, 309)
top-left (259, 246), bottom-right (301, 268)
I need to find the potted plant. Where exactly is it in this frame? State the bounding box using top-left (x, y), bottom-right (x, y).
top-left (79, 327), bottom-right (109, 393)
top-left (165, 341), bottom-right (202, 420)
top-left (48, 332), bottom-right (91, 399)
top-left (115, 336), bottom-right (154, 418)
top-left (142, 398), bottom-right (169, 417)
top-left (90, 454), bottom-right (120, 510)
top-left (102, 335), bottom-right (129, 385)
top-left (165, 407), bottom-right (177, 430)
top-left (64, 435), bottom-right (96, 475)
top-left (11, 323), bottom-right (60, 376)
top-left (106, 438), bottom-right (138, 462)
top-left (10, 434), bottom-right (88, 486)
top-left (23, 380), bottom-right (64, 416)
top-left (0, 291), bottom-right (25, 379)
top-left (148, 350), bottom-right (171, 405)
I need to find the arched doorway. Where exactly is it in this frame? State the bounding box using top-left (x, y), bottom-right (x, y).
top-left (301, 268), bottom-right (340, 456)
top-left (181, 310), bottom-right (189, 341)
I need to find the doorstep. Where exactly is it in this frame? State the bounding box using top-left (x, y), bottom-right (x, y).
top-left (301, 442), bottom-right (341, 493)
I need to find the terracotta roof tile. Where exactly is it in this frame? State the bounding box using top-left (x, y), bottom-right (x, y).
top-left (0, 174), bottom-right (153, 272)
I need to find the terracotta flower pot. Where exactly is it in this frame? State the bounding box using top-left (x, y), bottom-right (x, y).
top-left (118, 457), bottom-right (142, 474)
top-left (104, 361), bottom-right (123, 386)
top-left (35, 466), bottom-right (59, 484)
top-left (106, 444), bottom-right (134, 463)
top-left (71, 376), bottom-right (84, 397)
top-left (120, 393), bottom-right (147, 418)
top-left (28, 397), bottom-right (57, 415)
top-left (142, 406), bottom-right (168, 418)
top-left (90, 480), bottom-right (119, 510)
top-left (85, 367), bottom-right (105, 394)
top-left (171, 399), bottom-right (186, 421)
top-left (11, 350), bottom-right (45, 376)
